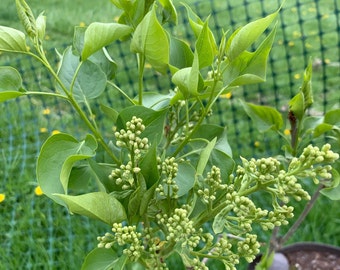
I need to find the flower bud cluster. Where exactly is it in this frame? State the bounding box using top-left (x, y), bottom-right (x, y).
top-left (156, 157), bottom-right (179, 199)
top-left (277, 172), bottom-right (310, 202)
top-left (156, 206), bottom-right (202, 250)
top-left (225, 190), bottom-right (268, 233)
top-left (237, 233), bottom-right (260, 263)
top-left (98, 223), bottom-right (144, 262)
top-left (238, 157), bottom-right (281, 185)
top-left (289, 144), bottom-right (339, 184)
top-left (109, 161), bottom-right (140, 190)
top-left (114, 116), bottom-right (149, 159)
top-left (198, 166), bottom-right (227, 204)
top-left (191, 258), bottom-right (209, 270)
top-left (265, 205), bottom-right (294, 228)
top-left (211, 235), bottom-right (240, 267)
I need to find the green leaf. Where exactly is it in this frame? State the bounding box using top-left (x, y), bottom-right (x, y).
top-left (130, 4), bottom-right (169, 74)
top-left (57, 47), bottom-right (107, 102)
top-left (0, 66), bottom-right (26, 101)
top-left (174, 162), bottom-right (196, 197)
top-left (136, 92), bottom-right (172, 110)
top-left (140, 183), bottom-right (157, 216)
top-left (324, 109), bottom-right (340, 125)
top-left (0, 26), bottom-right (28, 52)
top-left (73, 27), bottom-right (117, 79)
top-left (139, 143), bottom-right (160, 188)
top-left (313, 109), bottom-right (340, 138)
top-left (55, 192), bottom-right (127, 224)
top-left (100, 104), bottom-right (119, 123)
top-left (196, 137), bottom-right (217, 176)
top-left (37, 133), bottom-right (97, 205)
top-left (68, 165), bottom-right (95, 192)
top-left (314, 123), bottom-right (334, 138)
top-left (169, 36), bottom-right (194, 72)
top-left (195, 19), bottom-right (217, 68)
top-left (36, 12), bottom-right (46, 41)
top-left (82, 22), bottom-right (132, 60)
top-left (172, 51), bottom-right (201, 98)
top-left (0, 67), bottom-right (23, 91)
top-left (210, 148), bottom-right (235, 180)
top-left (182, 2), bottom-right (204, 37)
top-left (81, 248), bottom-right (126, 270)
top-left (226, 10), bottom-right (278, 61)
top-left (241, 100), bottom-right (283, 132)
top-left (289, 92), bottom-right (305, 122)
top-left (222, 26), bottom-right (277, 86)
top-left (159, 0), bottom-right (177, 24)
top-left (213, 205), bottom-right (233, 233)
top-left (88, 159), bottom-right (116, 192)
top-left (320, 169), bottom-right (340, 200)
top-left (301, 58), bottom-right (313, 109)
top-left (191, 125), bottom-right (232, 156)
top-left (128, 187), bottom-right (142, 218)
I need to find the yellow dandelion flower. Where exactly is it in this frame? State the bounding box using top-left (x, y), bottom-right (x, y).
top-left (288, 41), bottom-right (295, 47)
top-left (220, 92), bottom-right (232, 99)
top-left (42, 108), bottom-right (51, 115)
top-left (52, 130), bottom-right (61, 135)
top-left (79, 22), bottom-right (86, 27)
top-left (284, 129), bottom-right (291, 136)
top-left (254, 141), bottom-right (260, 148)
top-left (34, 186), bottom-right (44, 196)
top-left (0, 193), bottom-right (5, 203)
top-left (322, 14), bottom-right (329, 20)
top-left (45, 34), bottom-right (50, 40)
top-left (305, 43), bottom-right (313, 49)
top-left (293, 31), bottom-right (301, 38)
top-left (294, 73), bottom-right (301, 80)
top-left (144, 63), bottom-right (152, 69)
top-left (40, 127), bottom-right (48, 133)
top-left (324, 59), bottom-right (331, 64)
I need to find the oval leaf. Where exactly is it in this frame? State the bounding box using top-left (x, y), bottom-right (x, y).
top-left (82, 248), bottom-right (126, 270)
top-left (0, 26), bottom-right (28, 52)
top-left (37, 133), bottom-right (97, 205)
top-left (240, 100), bottom-right (283, 132)
top-left (55, 192), bottom-right (127, 225)
top-left (0, 66), bottom-right (25, 102)
top-left (130, 4), bottom-right (169, 74)
top-left (82, 22), bottom-right (132, 60)
top-left (0, 66), bottom-right (24, 90)
top-left (58, 47), bottom-right (107, 102)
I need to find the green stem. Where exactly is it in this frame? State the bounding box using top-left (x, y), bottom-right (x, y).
top-left (194, 201), bottom-right (228, 228)
top-left (30, 52), bottom-right (121, 165)
top-left (137, 53), bottom-right (145, 105)
top-left (107, 81), bottom-right (135, 105)
top-left (26, 91), bottom-right (69, 99)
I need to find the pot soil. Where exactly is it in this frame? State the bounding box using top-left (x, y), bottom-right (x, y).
top-left (249, 242), bottom-right (340, 270)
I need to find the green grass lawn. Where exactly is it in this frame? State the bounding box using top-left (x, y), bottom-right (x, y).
top-left (0, 0), bottom-right (339, 269)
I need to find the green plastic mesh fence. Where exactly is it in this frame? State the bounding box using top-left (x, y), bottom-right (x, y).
top-left (0, 0), bottom-right (339, 268)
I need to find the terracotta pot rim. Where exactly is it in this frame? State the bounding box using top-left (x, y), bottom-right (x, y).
top-left (248, 242), bottom-right (340, 270)
top-left (280, 242), bottom-right (340, 255)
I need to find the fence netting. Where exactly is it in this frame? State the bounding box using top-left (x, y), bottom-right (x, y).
top-left (0, 0), bottom-right (339, 268)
